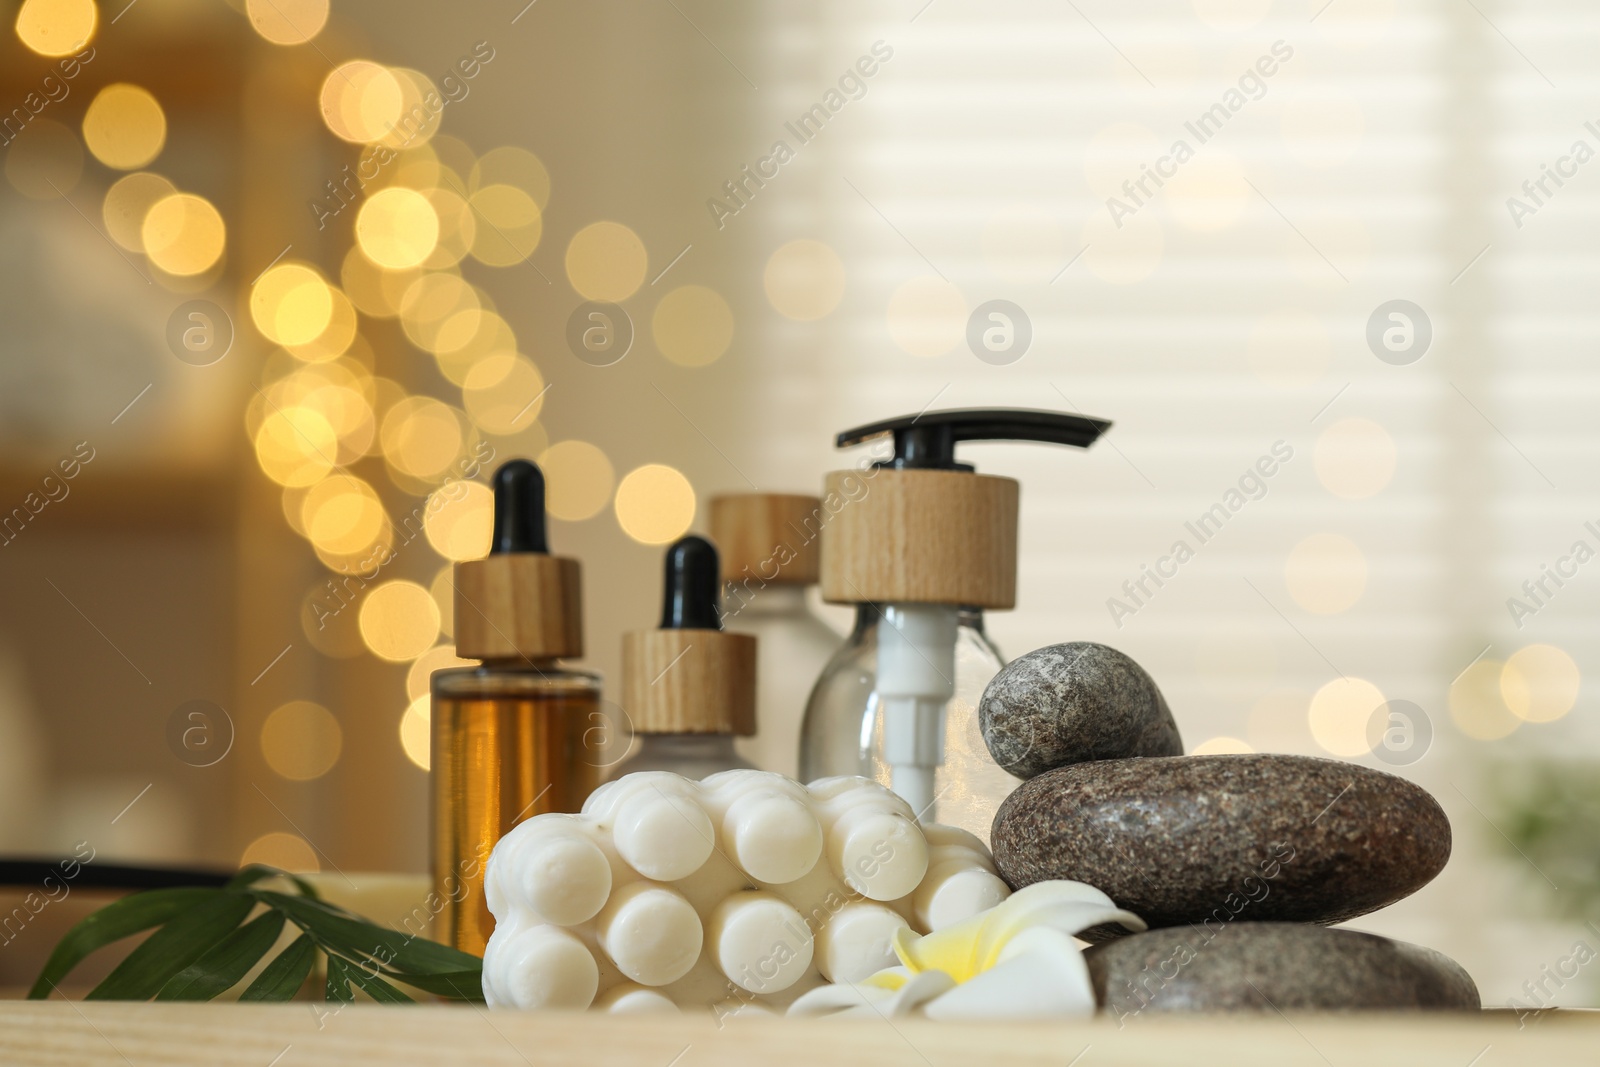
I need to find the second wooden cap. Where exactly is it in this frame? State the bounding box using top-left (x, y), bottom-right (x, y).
top-left (622, 629), bottom-right (756, 735)
top-left (708, 494), bottom-right (823, 586)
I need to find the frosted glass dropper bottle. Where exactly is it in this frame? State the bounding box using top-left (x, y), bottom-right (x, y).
top-left (710, 493), bottom-right (840, 777)
top-left (611, 535), bottom-right (759, 779)
top-left (799, 408), bottom-right (1112, 842)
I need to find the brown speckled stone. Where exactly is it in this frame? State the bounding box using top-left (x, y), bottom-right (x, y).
top-left (991, 754), bottom-right (1451, 942)
top-left (978, 642), bottom-right (1182, 779)
top-left (1088, 923), bottom-right (1480, 1016)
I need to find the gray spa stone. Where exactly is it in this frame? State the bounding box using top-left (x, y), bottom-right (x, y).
top-left (977, 642), bottom-right (1182, 779)
top-left (1088, 923), bottom-right (1481, 1016)
top-left (991, 754), bottom-right (1451, 942)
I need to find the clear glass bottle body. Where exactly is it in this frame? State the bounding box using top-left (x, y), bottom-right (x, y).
top-left (430, 659), bottom-right (602, 955)
top-left (610, 733), bottom-right (756, 780)
top-left (799, 605), bottom-right (1011, 844)
top-left (721, 583), bottom-right (841, 777)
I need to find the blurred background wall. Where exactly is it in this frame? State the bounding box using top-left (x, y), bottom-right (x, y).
top-left (0, 0), bottom-right (1596, 1009)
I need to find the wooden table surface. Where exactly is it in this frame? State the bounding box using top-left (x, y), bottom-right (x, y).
top-left (0, 1003), bottom-right (1593, 1067)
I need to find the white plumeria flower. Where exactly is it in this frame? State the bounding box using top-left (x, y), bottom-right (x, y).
top-left (789, 881), bottom-right (1145, 1020)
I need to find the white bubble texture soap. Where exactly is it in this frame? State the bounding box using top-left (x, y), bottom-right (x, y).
top-left (482, 770), bottom-right (1011, 1014)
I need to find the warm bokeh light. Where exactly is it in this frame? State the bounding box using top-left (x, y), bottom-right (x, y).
top-left (886, 276), bottom-right (966, 357)
top-left (1501, 644), bottom-right (1580, 723)
top-left (251, 263), bottom-right (334, 346)
top-left (377, 68), bottom-right (443, 149)
top-left (246, 0), bottom-right (330, 45)
top-left (260, 700), bottom-right (343, 781)
top-left (5, 119), bottom-right (83, 200)
top-left (468, 184), bottom-right (543, 266)
top-left (398, 272), bottom-right (480, 353)
top-left (424, 187), bottom-right (476, 268)
top-left (320, 61), bottom-right (403, 144)
top-left (254, 407), bottom-right (338, 487)
top-left (14, 0), bottom-right (96, 57)
top-left (614, 464), bottom-right (695, 545)
top-left (423, 480), bottom-right (493, 561)
top-left (764, 239), bottom-right (846, 320)
top-left (1192, 736), bottom-right (1255, 755)
top-left (301, 476), bottom-right (388, 557)
top-left (565, 221), bottom-right (647, 302)
top-left (539, 440), bottom-right (615, 522)
top-left (81, 84), bottom-right (166, 170)
top-left (407, 644), bottom-right (472, 701)
top-left (435, 311), bottom-right (517, 386)
top-left (342, 244), bottom-right (407, 319)
top-left (462, 353), bottom-right (545, 434)
top-left (357, 187), bottom-right (441, 270)
top-left (102, 172), bottom-right (175, 253)
top-left (399, 696), bottom-right (431, 771)
top-left (380, 396), bottom-right (465, 480)
top-left (284, 287), bottom-right (359, 363)
top-left (1450, 659), bottom-right (1521, 741)
top-left (241, 832), bottom-right (320, 873)
top-left (1315, 417), bottom-right (1397, 500)
top-left (1307, 676), bottom-right (1385, 756)
top-left (470, 145), bottom-right (552, 209)
top-left (141, 193), bottom-right (226, 277)
top-left (1284, 532), bottom-right (1367, 615)
top-left (652, 285), bottom-right (734, 367)
top-left (429, 565), bottom-right (456, 638)
top-left (359, 580), bottom-right (441, 662)
top-left (1165, 150), bottom-right (1249, 232)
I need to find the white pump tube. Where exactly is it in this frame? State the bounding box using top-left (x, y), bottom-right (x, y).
top-left (876, 603), bottom-right (958, 821)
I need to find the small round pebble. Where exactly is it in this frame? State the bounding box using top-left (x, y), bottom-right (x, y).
top-left (978, 642), bottom-right (1183, 779)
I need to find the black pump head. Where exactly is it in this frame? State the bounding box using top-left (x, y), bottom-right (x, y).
top-left (489, 459), bottom-right (550, 554)
top-left (659, 535), bottom-right (723, 630)
top-left (837, 408), bottom-right (1112, 471)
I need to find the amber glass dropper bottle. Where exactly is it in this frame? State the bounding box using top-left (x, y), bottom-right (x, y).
top-left (430, 459), bottom-right (601, 955)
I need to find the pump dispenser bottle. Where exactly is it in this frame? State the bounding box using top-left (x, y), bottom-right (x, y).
top-left (612, 535), bottom-right (759, 779)
top-left (431, 459), bottom-right (601, 954)
top-left (710, 494), bottom-right (839, 776)
top-left (799, 409), bottom-right (1110, 841)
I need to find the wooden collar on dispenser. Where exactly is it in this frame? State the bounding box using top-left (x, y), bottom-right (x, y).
top-left (821, 468), bottom-right (1020, 609)
top-left (819, 408), bottom-right (1112, 610)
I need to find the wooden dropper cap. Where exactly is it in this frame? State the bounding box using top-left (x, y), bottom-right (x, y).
top-left (453, 460), bottom-right (583, 660)
top-left (819, 409), bottom-right (1113, 610)
top-left (622, 536), bottom-right (756, 736)
top-left (708, 493), bottom-right (823, 586)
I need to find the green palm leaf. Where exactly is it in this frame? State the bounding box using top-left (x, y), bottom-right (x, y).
top-left (28, 887), bottom-right (220, 1000)
top-left (87, 892), bottom-right (256, 1000)
top-left (156, 910), bottom-right (287, 1001)
top-left (238, 933), bottom-right (318, 1002)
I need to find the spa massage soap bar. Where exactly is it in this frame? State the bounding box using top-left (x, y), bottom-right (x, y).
top-left (481, 770), bottom-right (1011, 1014)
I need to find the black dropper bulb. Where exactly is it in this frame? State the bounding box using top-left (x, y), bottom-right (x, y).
top-left (490, 459), bottom-right (550, 555)
top-left (659, 535), bottom-right (722, 630)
